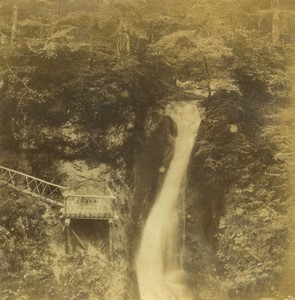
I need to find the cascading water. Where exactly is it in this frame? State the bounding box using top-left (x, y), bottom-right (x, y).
top-left (136, 101), bottom-right (201, 300)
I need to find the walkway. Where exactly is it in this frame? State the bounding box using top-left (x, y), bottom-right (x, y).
top-left (0, 165), bottom-right (116, 219)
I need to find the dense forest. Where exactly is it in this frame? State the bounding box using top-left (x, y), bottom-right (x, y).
top-left (0, 0), bottom-right (295, 299)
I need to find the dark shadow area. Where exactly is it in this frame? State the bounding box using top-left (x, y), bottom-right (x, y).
top-left (70, 219), bottom-right (110, 251)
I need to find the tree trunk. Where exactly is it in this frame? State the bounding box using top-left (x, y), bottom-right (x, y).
top-left (125, 31), bottom-right (130, 54)
top-left (58, 0), bottom-right (62, 15)
top-left (117, 18), bottom-right (131, 57)
top-left (11, 1), bottom-right (19, 43)
top-left (203, 57), bottom-right (212, 97)
top-left (271, 0), bottom-right (280, 43)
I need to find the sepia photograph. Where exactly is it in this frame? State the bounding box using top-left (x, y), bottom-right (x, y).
top-left (0, 0), bottom-right (295, 299)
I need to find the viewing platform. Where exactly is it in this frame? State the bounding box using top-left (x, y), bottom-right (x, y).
top-left (0, 165), bottom-right (116, 221)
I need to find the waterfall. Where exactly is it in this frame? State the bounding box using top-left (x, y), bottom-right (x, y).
top-left (136, 101), bottom-right (201, 300)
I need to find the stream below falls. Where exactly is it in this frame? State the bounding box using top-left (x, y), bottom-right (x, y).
top-left (136, 101), bottom-right (201, 300)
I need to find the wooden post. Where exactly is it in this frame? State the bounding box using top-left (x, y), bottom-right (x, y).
top-left (65, 218), bottom-right (73, 254)
top-left (109, 219), bottom-right (114, 260)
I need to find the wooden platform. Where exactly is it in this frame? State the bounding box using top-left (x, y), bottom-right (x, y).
top-left (0, 165), bottom-right (116, 220)
top-left (0, 165), bottom-right (116, 256)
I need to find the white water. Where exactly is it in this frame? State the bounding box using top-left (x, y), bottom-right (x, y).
top-left (136, 101), bottom-right (201, 300)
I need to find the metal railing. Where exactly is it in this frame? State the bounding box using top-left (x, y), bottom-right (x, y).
top-left (63, 194), bottom-right (116, 219)
top-left (0, 165), bottom-right (67, 207)
top-left (0, 165), bottom-right (116, 219)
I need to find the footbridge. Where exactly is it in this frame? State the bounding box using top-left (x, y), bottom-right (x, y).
top-left (0, 165), bottom-right (116, 255)
top-left (0, 165), bottom-right (116, 220)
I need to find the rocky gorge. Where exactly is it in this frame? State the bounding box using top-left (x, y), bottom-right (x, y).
top-left (0, 1), bottom-right (295, 300)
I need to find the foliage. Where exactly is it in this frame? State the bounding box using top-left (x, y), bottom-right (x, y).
top-left (0, 0), bottom-right (295, 299)
top-left (191, 78), bottom-right (293, 298)
top-left (0, 186), bottom-right (54, 300)
top-left (0, 0), bottom-right (173, 161)
top-left (0, 188), bottom-right (48, 276)
top-left (57, 252), bottom-right (112, 300)
top-left (0, 185), bottom-right (128, 300)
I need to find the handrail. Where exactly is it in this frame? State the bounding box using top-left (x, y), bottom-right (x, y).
top-left (66, 194), bottom-right (114, 198)
top-left (0, 165), bottom-right (116, 219)
top-left (106, 184), bottom-right (116, 199)
top-left (0, 165), bottom-right (67, 189)
top-left (64, 193), bottom-right (115, 219)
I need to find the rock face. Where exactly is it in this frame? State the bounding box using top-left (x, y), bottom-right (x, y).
top-left (10, 118), bottom-right (135, 160)
top-left (4, 86), bottom-right (288, 300)
top-left (130, 106), bottom-right (177, 251)
top-left (57, 160), bottom-right (113, 195)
